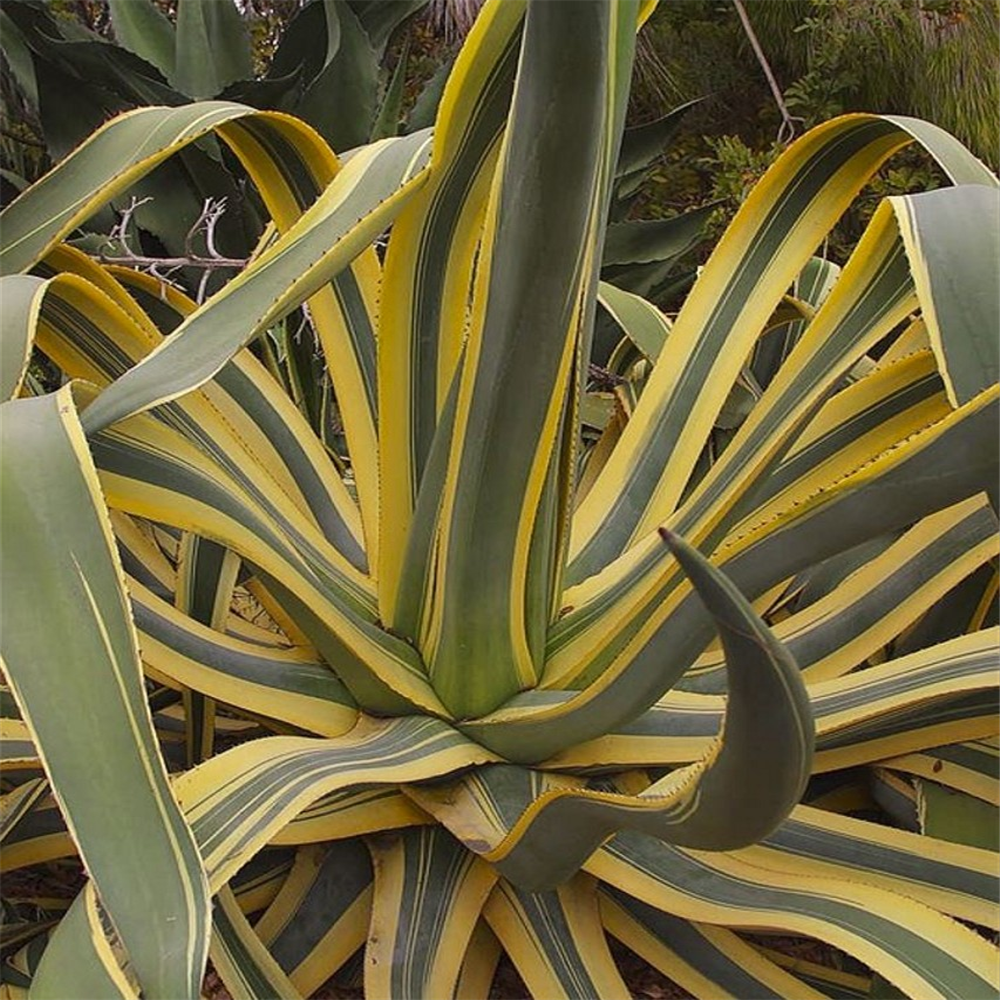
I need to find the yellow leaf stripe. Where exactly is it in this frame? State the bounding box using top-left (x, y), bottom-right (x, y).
top-left (589, 833), bottom-right (998, 1000)
top-left (366, 826), bottom-right (498, 1000)
top-left (173, 716), bottom-right (497, 891)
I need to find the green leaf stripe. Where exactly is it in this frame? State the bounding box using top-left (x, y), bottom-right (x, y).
top-left (210, 887), bottom-right (301, 1000)
top-left (0, 274), bottom-right (41, 399)
top-left (600, 886), bottom-right (826, 1000)
top-left (271, 784), bottom-right (430, 846)
top-left (174, 716), bottom-right (497, 890)
top-left (484, 875), bottom-right (628, 1000)
top-left (591, 831), bottom-right (998, 1000)
top-left (735, 349), bottom-right (947, 530)
top-left (681, 497), bottom-right (998, 692)
top-left (367, 825), bottom-right (497, 999)
top-left (255, 839), bottom-right (372, 995)
top-left (30, 265), bottom-right (371, 582)
top-left (546, 628), bottom-right (998, 772)
top-left (0, 103), bottom-right (255, 275)
top-left (130, 577), bottom-right (359, 737)
top-left (470, 530), bottom-right (811, 884)
top-left (892, 185), bottom-right (1000, 406)
top-left (752, 804), bottom-right (999, 928)
top-left (569, 113), bottom-right (996, 585)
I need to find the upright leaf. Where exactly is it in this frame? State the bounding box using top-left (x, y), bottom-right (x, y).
top-left (426, 0), bottom-right (639, 717)
top-left (377, 0), bottom-right (524, 625)
top-left (294, 2), bottom-right (379, 152)
top-left (107, 0), bottom-right (176, 81)
top-left (173, 0), bottom-right (253, 99)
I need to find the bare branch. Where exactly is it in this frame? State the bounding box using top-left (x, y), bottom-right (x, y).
top-left (110, 196), bottom-right (154, 257)
top-left (196, 268), bottom-right (213, 305)
top-left (95, 250), bottom-right (249, 270)
top-left (732, 0), bottom-right (804, 144)
top-left (202, 198), bottom-right (229, 259)
top-left (92, 195), bottom-right (249, 298)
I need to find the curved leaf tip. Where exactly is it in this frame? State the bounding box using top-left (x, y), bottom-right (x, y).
top-left (656, 526), bottom-right (814, 848)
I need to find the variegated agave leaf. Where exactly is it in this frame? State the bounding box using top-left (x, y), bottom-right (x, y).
top-left (1, 1), bottom-right (997, 997)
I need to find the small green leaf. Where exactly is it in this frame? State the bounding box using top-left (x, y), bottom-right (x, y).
top-left (370, 36), bottom-right (410, 140)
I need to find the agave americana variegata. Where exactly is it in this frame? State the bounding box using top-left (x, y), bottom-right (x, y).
top-left (1, 2), bottom-right (998, 998)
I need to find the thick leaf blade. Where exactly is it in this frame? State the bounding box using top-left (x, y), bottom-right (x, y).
top-left (483, 874), bottom-right (629, 1000)
top-left (569, 113), bottom-right (998, 584)
top-left (0, 9), bottom-right (39, 109)
top-left (453, 533), bottom-right (811, 887)
top-left (427, 0), bottom-right (638, 716)
top-left (650, 529), bottom-right (813, 838)
top-left (365, 826), bottom-right (497, 999)
top-left (107, 0), bottom-right (176, 80)
top-left (210, 887), bottom-right (302, 1000)
top-left (682, 496), bottom-right (998, 693)
top-left (597, 280), bottom-right (670, 362)
top-left (601, 207), bottom-right (713, 268)
top-left (30, 886), bottom-right (137, 1000)
top-left (377, 0), bottom-right (523, 624)
top-left (548, 627), bottom-right (999, 774)
top-left (81, 130), bottom-right (430, 435)
top-left (0, 102), bottom-right (256, 275)
top-left (892, 185), bottom-right (1000, 406)
top-left (43, 257), bottom-right (367, 570)
top-left (748, 804), bottom-right (999, 930)
top-left (131, 577), bottom-right (359, 739)
top-left (600, 888), bottom-right (827, 1000)
top-left (0, 274), bottom-right (44, 400)
top-left (0, 388), bottom-right (210, 999)
top-left (615, 99), bottom-right (699, 181)
top-left (34, 718), bottom-right (491, 988)
top-left (370, 35), bottom-right (410, 141)
top-left (255, 839), bottom-right (373, 995)
top-left (86, 407), bottom-right (440, 716)
top-left (349, 0), bottom-right (429, 55)
top-left (590, 831), bottom-right (999, 1000)
top-left (293, 2), bottom-right (378, 152)
top-left (174, 716), bottom-right (497, 890)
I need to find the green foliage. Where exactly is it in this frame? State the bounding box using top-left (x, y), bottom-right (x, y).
top-left (772, 0), bottom-right (999, 167)
top-left (627, 0), bottom-right (998, 258)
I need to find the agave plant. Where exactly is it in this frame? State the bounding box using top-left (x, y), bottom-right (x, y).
top-left (1, 2), bottom-right (998, 998)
